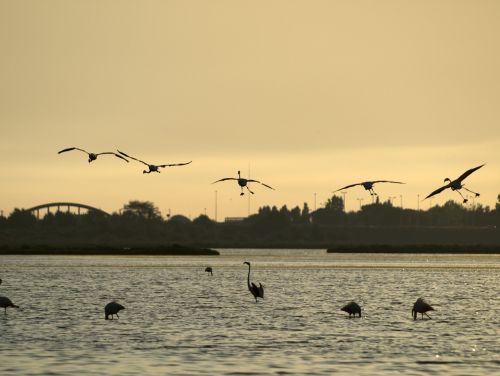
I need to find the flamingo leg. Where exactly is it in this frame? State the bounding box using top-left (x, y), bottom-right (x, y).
top-left (116, 313), bottom-right (119, 319)
top-left (455, 190), bottom-right (468, 203)
top-left (246, 186), bottom-right (254, 194)
top-left (463, 187), bottom-right (480, 197)
top-left (424, 312), bottom-right (432, 319)
top-left (240, 186), bottom-right (244, 196)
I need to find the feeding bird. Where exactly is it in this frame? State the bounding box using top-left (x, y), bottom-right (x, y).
top-left (243, 262), bottom-right (264, 302)
top-left (0, 296), bottom-right (19, 314)
top-left (341, 301), bottom-right (362, 317)
top-left (412, 298), bottom-right (434, 320)
top-left (117, 150), bottom-right (192, 174)
top-left (333, 180), bottom-right (404, 197)
top-left (424, 164), bottom-right (485, 204)
top-left (58, 147), bottom-right (129, 163)
top-left (205, 267), bottom-right (213, 276)
top-left (105, 301), bottom-right (125, 320)
top-left (213, 171), bottom-right (274, 196)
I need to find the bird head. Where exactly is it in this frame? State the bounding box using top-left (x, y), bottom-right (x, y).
top-left (444, 178), bottom-right (451, 183)
top-left (243, 261), bottom-right (250, 266)
top-left (143, 170), bottom-right (148, 174)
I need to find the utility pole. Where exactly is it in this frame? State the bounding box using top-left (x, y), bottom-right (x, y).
top-left (314, 193), bottom-right (317, 211)
top-left (214, 190), bottom-right (218, 222)
top-left (341, 191), bottom-right (347, 212)
top-left (357, 198), bottom-right (364, 210)
top-left (400, 194), bottom-right (403, 209)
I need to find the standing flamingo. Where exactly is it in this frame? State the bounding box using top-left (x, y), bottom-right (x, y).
top-left (105, 301), bottom-right (125, 320)
top-left (243, 262), bottom-right (264, 302)
top-left (205, 267), bottom-right (213, 276)
top-left (341, 301), bottom-right (362, 317)
top-left (412, 298), bottom-right (434, 320)
top-left (424, 164), bottom-right (485, 203)
top-left (0, 296), bottom-right (19, 314)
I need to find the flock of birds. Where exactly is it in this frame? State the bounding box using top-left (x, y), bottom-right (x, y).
top-left (57, 147), bottom-right (485, 202)
top-left (0, 148), bottom-right (479, 319)
top-left (0, 265), bottom-right (434, 320)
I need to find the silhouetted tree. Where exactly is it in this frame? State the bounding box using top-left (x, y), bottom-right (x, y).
top-left (122, 201), bottom-right (162, 220)
top-left (7, 209), bottom-right (37, 229)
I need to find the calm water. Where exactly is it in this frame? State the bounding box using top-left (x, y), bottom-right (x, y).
top-left (0, 250), bottom-right (499, 375)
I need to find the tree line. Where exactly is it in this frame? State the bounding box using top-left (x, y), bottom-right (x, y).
top-left (1, 195), bottom-right (499, 248)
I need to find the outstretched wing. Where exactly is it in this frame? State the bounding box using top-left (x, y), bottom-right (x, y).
top-left (371, 180), bottom-right (405, 184)
top-left (58, 147), bottom-right (88, 155)
top-left (424, 184), bottom-right (449, 200)
top-left (456, 164), bottom-right (485, 182)
top-left (212, 177), bottom-right (237, 184)
top-left (117, 150), bottom-right (149, 166)
top-left (94, 152), bottom-right (129, 162)
top-left (157, 161), bottom-right (192, 168)
top-left (333, 182), bottom-right (362, 193)
top-left (247, 179), bottom-right (275, 190)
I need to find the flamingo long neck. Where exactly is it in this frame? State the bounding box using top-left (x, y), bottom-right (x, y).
top-left (246, 264), bottom-right (251, 289)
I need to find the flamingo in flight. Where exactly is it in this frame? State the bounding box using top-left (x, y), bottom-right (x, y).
top-left (58, 147), bottom-right (129, 163)
top-left (333, 180), bottom-right (404, 197)
top-left (117, 150), bottom-right (192, 174)
top-left (424, 164), bottom-right (484, 204)
top-left (243, 262), bottom-right (264, 302)
top-left (213, 171), bottom-right (274, 196)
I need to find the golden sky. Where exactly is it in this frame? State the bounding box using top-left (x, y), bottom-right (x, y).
top-left (1, 1), bottom-right (499, 219)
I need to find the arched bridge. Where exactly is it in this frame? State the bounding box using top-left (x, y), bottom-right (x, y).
top-left (27, 202), bottom-right (110, 219)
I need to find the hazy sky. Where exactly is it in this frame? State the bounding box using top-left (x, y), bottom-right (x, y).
top-left (1, 1), bottom-right (499, 219)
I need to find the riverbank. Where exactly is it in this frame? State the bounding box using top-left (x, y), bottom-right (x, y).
top-left (327, 244), bottom-right (500, 254)
top-left (0, 244), bottom-right (219, 255)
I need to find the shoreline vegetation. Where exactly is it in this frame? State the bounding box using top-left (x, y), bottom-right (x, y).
top-left (326, 244), bottom-right (500, 254)
top-left (0, 244), bottom-right (219, 256)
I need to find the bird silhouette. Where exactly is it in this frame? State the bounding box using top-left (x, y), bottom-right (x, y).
top-left (205, 267), bottom-right (213, 276)
top-left (333, 180), bottom-right (404, 197)
top-left (243, 262), bottom-right (264, 302)
top-left (105, 301), bottom-right (125, 320)
top-left (58, 147), bottom-right (129, 163)
top-left (424, 164), bottom-right (485, 204)
top-left (412, 298), bottom-right (434, 320)
top-left (213, 171), bottom-right (274, 196)
top-left (0, 296), bottom-right (19, 314)
top-left (117, 150), bottom-right (191, 174)
top-left (341, 301), bottom-right (362, 317)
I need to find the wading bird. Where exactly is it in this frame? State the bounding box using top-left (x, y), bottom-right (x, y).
top-left (341, 301), bottom-right (362, 317)
top-left (333, 180), bottom-right (404, 197)
top-left (105, 301), bottom-right (125, 320)
top-left (243, 262), bottom-right (264, 302)
top-left (205, 267), bottom-right (213, 276)
top-left (117, 150), bottom-right (192, 174)
top-left (424, 164), bottom-right (485, 204)
top-left (213, 171), bottom-right (274, 196)
top-left (0, 296), bottom-right (19, 314)
top-left (58, 147), bottom-right (129, 163)
top-left (412, 298), bottom-right (434, 320)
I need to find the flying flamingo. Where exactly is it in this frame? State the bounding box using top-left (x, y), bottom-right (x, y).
top-left (213, 171), bottom-right (274, 196)
top-left (412, 298), bottom-right (434, 320)
top-left (58, 147), bottom-right (129, 163)
top-left (333, 180), bottom-right (404, 198)
top-left (243, 262), bottom-right (264, 302)
top-left (105, 301), bottom-right (125, 320)
top-left (0, 296), bottom-right (19, 314)
top-left (424, 164), bottom-right (485, 204)
top-left (117, 150), bottom-right (191, 174)
top-left (341, 301), bottom-right (362, 317)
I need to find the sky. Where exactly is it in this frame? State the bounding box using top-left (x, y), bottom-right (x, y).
top-left (1, 0), bottom-right (499, 220)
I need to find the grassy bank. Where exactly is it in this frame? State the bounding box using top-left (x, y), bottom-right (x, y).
top-left (327, 244), bottom-right (500, 254)
top-left (0, 244), bottom-right (219, 256)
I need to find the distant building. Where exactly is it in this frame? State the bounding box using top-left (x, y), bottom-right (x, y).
top-left (224, 217), bottom-right (246, 223)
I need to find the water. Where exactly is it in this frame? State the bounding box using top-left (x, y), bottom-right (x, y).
top-left (1, 250), bottom-right (499, 375)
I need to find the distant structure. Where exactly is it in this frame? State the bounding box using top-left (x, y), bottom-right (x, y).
top-left (27, 202), bottom-right (110, 219)
top-left (224, 217), bottom-right (246, 223)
